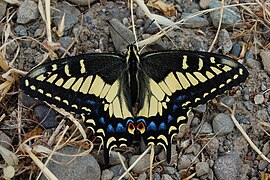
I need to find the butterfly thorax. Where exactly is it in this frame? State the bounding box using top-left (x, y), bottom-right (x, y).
top-left (126, 45), bottom-right (140, 106)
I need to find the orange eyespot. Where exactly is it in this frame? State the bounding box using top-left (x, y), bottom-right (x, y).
top-left (136, 121), bottom-right (146, 134)
top-left (127, 122), bottom-right (135, 134)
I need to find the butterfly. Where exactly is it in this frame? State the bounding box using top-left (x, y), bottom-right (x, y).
top-left (20, 44), bottom-right (248, 163)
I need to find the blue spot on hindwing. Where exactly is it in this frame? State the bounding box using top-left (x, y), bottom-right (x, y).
top-left (168, 115), bottom-right (173, 123)
top-left (177, 95), bottom-right (186, 101)
top-left (99, 117), bottom-right (105, 125)
top-left (85, 100), bottom-right (97, 106)
top-left (172, 105), bottom-right (179, 112)
top-left (116, 123), bottom-right (126, 133)
top-left (126, 118), bottom-right (135, 126)
top-left (107, 124), bottom-right (115, 133)
top-left (158, 122), bottom-right (166, 131)
top-left (137, 118), bottom-right (146, 124)
top-left (147, 121), bottom-right (157, 131)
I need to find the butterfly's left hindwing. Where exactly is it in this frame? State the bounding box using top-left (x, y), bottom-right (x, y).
top-left (138, 50), bottom-right (248, 161)
top-left (20, 53), bottom-right (135, 163)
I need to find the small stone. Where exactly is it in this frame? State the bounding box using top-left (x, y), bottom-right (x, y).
top-left (34, 105), bottom-right (58, 129)
top-left (40, 146), bottom-right (101, 180)
top-left (0, 1), bottom-right (7, 20)
top-left (242, 87), bottom-right (250, 101)
top-left (217, 96), bottom-right (235, 111)
top-left (129, 154), bottom-right (150, 174)
top-left (59, 36), bottom-right (73, 50)
top-left (218, 29), bottom-right (232, 53)
top-left (260, 51), bottom-right (270, 74)
top-left (213, 152), bottom-right (241, 180)
top-left (177, 155), bottom-right (192, 170)
top-left (17, 0), bottom-right (39, 24)
top-left (138, 172), bottom-right (147, 180)
top-left (255, 109), bottom-right (269, 121)
top-left (101, 169), bottom-right (114, 180)
top-left (92, 150), bottom-right (126, 166)
top-left (186, 143), bottom-right (201, 155)
top-left (161, 174), bottom-right (173, 180)
top-left (235, 114), bottom-right (250, 124)
top-left (122, 17), bottom-right (129, 26)
top-left (6, 41), bottom-right (18, 54)
top-left (193, 104), bottom-right (207, 113)
top-left (163, 166), bottom-right (177, 175)
top-left (0, 131), bottom-right (12, 149)
top-left (14, 25), bottom-right (28, 36)
top-left (34, 28), bottom-right (44, 38)
top-left (262, 141), bottom-right (270, 155)
top-left (204, 137), bottom-right (219, 158)
top-left (153, 172), bottom-right (161, 180)
top-left (244, 50), bottom-right (254, 60)
top-left (144, 19), bottom-right (159, 34)
top-left (195, 162), bottom-right (209, 177)
top-left (258, 160), bottom-right (268, 171)
top-left (109, 164), bottom-right (128, 179)
top-left (199, 122), bottom-right (213, 134)
top-left (191, 117), bottom-right (200, 127)
top-left (230, 44), bottom-right (242, 57)
top-left (158, 144), bottom-right (177, 165)
top-left (246, 58), bottom-right (263, 70)
top-left (210, 1), bottom-right (241, 28)
top-left (243, 101), bottom-right (254, 111)
top-left (199, 0), bottom-right (214, 9)
top-left (190, 36), bottom-right (208, 51)
top-left (254, 94), bottom-right (264, 104)
top-left (136, 7), bottom-right (145, 19)
top-left (212, 113), bottom-right (234, 135)
top-left (181, 13), bottom-right (209, 28)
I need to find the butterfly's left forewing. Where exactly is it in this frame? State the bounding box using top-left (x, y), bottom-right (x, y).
top-left (138, 50), bottom-right (248, 161)
top-left (20, 53), bottom-right (135, 163)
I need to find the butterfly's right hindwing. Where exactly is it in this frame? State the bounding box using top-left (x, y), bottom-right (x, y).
top-left (20, 53), bottom-right (135, 163)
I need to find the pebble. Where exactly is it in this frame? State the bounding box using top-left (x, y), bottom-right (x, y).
top-left (262, 141), bottom-right (270, 155)
top-left (255, 109), bottom-right (269, 121)
top-left (163, 166), bottom-right (177, 175)
top-left (0, 131), bottom-right (12, 149)
top-left (260, 51), bottom-right (270, 74)
top-left (52, 3), bottom-right (80, 31)
top-left (40, 146), bottom-right (100, 180)
top-left (129, 154), bottom-right (150, 174)
top-left (67, 0), bottom-right (95, 5)
top-left (230, 44), bottom-right (242, 57)
top-left (17, 0), bottom-right (39, 24)
top-left (101, 169), bottom-right (114, 180)
top-left (212, 113), bottom-right (234, 135)
top-left (209, 1), bottom-right (241, 28)
top-left (235, 114), bottom-right (250, 124)
top-left (195, 162), bottom-right (209, 177)
top-left (14, 25), bottom-right (28, 37)
top-left (144, 19), bottom-right (159, 34)
top-left (6, 41), bottom-right (18, 54)
top-left (191, 117), bottom-right (200, 127)
top-left (0, 0), bottom-right (7, 20)
top-left (190, 36), bottom-right (208, 51)
top-left (181, 13), bottom-right (209, 28)
top-left (92, 150), bottom-right (126, 166)
top-left (213, 152), bottom-right (241, 180)
top-left (258, 160), bottom-right (268, 170)
top-left (158, 144), bottom-right (177, 165)
top-left (193, 104), bottom-right (207, 113)
top-left (217, 96), bottom-right (235, 111)
top-left (59, 36), bottom-right (74, 50)
top-left (254, 94), bottom-right (264, 104)
top-left (244, 50), bottom-right (254, 60)
top-left (177, 155), bottom-right (192, 170)
top-left (218, 29), bottom-right (232, 53)
top-left (242, 87), bottom-right (250, 101)
top-left (161, 174), bottom-right (173, 180)
top-left (109, 164), bottom-right (128, 179)
top-left (204, 137), bottom-right (219, 158)
top-left (34, 105), bottom-right (58, 129)
top-left (199, 122), bottom-right (213, 134)
top-left (186, 143), bottom-right (201, 155)
top-left (153, 172), bottom-right (161, 180)
top-left (138, 172), bottom-right (147, 180)
top-left (34, 28), bottom-right (44, 38)
top-left (246, 58), bottom-right (263, 70)
top-left (243, 101), bottom-right (253, 111)
top-left (199, 0), bottom-right (213, 9)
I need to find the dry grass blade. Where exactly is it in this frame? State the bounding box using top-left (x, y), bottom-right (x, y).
top-left (38, 0), bottom-right (46, 22)
top-left (21, 144), bottom-right (58, 180)
top-left (0, 145), bottom-right (18, 166)
top-left (45, 0), bottom-right (52, 43)
top-left (118, 152), bottom-right (134, 180)
top-left (4, 0), bottom-right (21, 5)
top-left (118, 146), bottom-right (151, 180)
top-left (221, 103), bottom-right (270, 164)
top-left (0, 55), bottom-right (10, 72)
top-left (57, 13), bottom-right (65, 37)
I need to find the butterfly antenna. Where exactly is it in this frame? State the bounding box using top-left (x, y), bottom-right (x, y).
top-left (107, 20), bottom-right (131, 45)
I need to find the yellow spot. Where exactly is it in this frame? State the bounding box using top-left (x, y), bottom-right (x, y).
top-left (195, 98), bottom-right (200, 102)
top-left (168, 126), bottom-right (177, 135)
top-left (46, 74), bottom-right (58, 83)
top-left (158, 81), bottom-right (172, 96)
top-left (38, 89), bottom-right (44, 94)
top-left (119, 138), bottom-right (127, 142)
top-left (71, 77), bottom-right (83, 91)
top-left (176, 72), bottom-right (190, 89)
top-left (206, 71), bottom-right (214, 79)
top-left (45, 93), bottom-right (52, 98)
top-left (63, 100), bottom-right (69, 105)
top-left (65, 64), bottom-right (71, 76)
top-left (80, 60), bottom-right (86, 74)
top-left (97, 129), bottom-right (105, 136)
top-left (25, 79), bottom-right (29, 86)
top-left (182, 55), bottom-right (188, 69)
top-left (211, 88), bottom-right (216, 93)
top-left (157, 135), bottom-right (168, 145)
top-left (219, 84), bottom-right (225, 88)
top-left (149, 79), bottom-right (165, 101)
top-left (36, 74), bottom-right (46, 81)
top-left (71, 104), bottom-right (78, 109)
top-left (105, 80), bottom-right (119, 103)
top-left (165, 72), bottom-right (182, 93)
top-left (109, 104), bottom-right (113, 117)
top-left (210, 57), bottom-right (215, 63)
top-left (158, 102), bottom-right (163, 116)
top-left (86, 119), bottom-right (96, 126)
top-left (106, 137), bottom-right (116, 149)
top-left (147, 136), bottom-right (155, 140)
top-left (194, 72), bottom-right (207, 83)
top-left (89, 75), bottom-right (105, 97)
top-left (182, 101), bottom-right (191, 107)
top-left (203, 93), bottom-right (209, 98)
top-left (63, 77), bottom-right (76, 89)
top-left (198, 58), bottom-right (203, 70)
top-left (79, 76), bottom-right (93, 94)
top-left (223, 65), bottom-right (232, 72)
top-left (55, 96), bottom-right (61, 101)
top-left (162, 102), bottom-right (167, 109)
top-left (239, 68), bottom-right (243, 75)
top-left (30, 85), bottom-right (36, 90)
top-left (104, 103), bottom-right (109, 112)
top-left (233, 74), bottom-right (239, 79)
top-left (186, 72), bottom-right (198, 86)
top-left (55, 78), bottom-right (64, 86)
top-left (52, 64), bottom-right (57, 71)
top-left (226, 79), bottom-right (232, 83)
top-left (82, 107), bottom-right (91, 112)
top-left (149, 96), bottom-right (158, 117)
top-left (177, 116), bottom-right (186, 123)
top-left (211, 66), bottom-right (222, 75)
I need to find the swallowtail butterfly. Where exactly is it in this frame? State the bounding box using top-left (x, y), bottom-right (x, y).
top-left (20, 44), bottom-right (248, 163)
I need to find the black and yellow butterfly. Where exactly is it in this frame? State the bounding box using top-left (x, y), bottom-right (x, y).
top-left (20, 44), bottom-right (248, 163)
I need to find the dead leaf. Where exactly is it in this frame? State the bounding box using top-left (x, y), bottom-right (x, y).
top-left (147, 0), bottom-right (177, 16)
